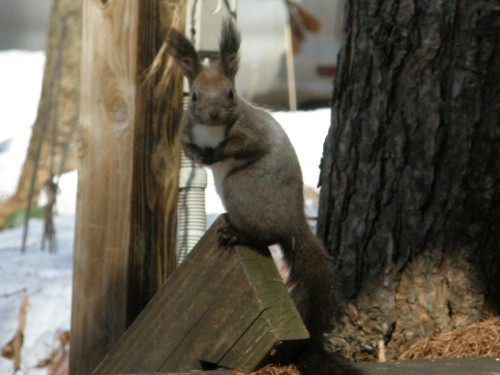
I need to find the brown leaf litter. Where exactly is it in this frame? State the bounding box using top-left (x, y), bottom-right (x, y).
top-left (399, 317), bottom-right (500, 360)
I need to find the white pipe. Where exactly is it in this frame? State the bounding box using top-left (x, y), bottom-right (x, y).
top-left (177, 150), bottom-right (207, 264)
top-left (176, 0), bottom-right (237, 264)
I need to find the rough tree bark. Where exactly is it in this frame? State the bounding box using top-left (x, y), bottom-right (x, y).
top-left (318, 0), bottom-right (500, 361)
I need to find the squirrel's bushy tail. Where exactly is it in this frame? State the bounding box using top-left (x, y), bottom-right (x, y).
top-left (281, 226), bottom-right (363, 375)
top-left (283, 225), bottom-right (336, 340)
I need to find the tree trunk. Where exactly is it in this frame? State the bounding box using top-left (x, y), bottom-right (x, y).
top-left (14, 0), bottom-right (80, 202)
top-left (318, 0), bottom-right (500, 362)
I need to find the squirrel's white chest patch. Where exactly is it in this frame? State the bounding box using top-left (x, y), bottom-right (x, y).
top-left (191, 124), bottom-right (225, 149)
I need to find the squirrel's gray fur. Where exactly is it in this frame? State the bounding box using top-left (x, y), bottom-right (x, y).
top-left (165, 20), bottom-right (363, 375)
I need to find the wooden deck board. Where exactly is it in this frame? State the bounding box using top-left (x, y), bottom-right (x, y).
top-left (355, 357), bottom-right (500, 374)
top-left (116, 357), bottom-right (500, 374)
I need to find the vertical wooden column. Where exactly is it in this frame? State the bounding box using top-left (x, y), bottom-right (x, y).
top-left (126, 0), bottom-right (184, 327)
top-left (70, 1), bottom-right (183, 374)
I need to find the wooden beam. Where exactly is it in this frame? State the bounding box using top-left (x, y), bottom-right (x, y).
top-left (127, 0), bottom-right (184, 327)
top-left (92, 216), bottom-right (309, 375)
top-left (356, 358), bottom-right (500, 375)
top-left (113, 372), bottom-right (233, 375)
top-left (70, 1), bottom-right (183, 374)
top-left (113, 357), bottom-right (500, 374)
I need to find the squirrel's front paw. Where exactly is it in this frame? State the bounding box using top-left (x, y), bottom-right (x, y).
top-left (201, 145), bottom-right (226, 165)
top-left (199, 148), bottom-right (216, 165)
top-left (184, 144), bottom-right (215, 165)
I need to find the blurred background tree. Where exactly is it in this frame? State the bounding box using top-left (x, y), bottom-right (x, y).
top-left (13, 0), bottom-right (80, 205)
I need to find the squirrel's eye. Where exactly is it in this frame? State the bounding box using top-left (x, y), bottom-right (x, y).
top-left (191, 92), bottom-right (197, 102)
top-left (228, 88), bottom-right (234, 99)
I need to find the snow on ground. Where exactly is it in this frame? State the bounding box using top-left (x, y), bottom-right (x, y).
top-left (0, 51), bottom-right (45, 200)
top-left (0, 50), bottom-right (330, 374)
top-left (0, 217), bottom-right (74, 375)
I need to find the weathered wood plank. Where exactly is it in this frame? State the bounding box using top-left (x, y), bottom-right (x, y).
top-left (355, 357), bottom-right (500, 374)
top-left (70, 1), bottom-right (141, 374)
top-left (114, 372), bottom-right (233, 375)
top-left (93, 216), bottom-right (309, 374)
top-left (112, 357), bottom-right (500, 374)
top-left (71, 1), bottom-right (183, 374)
top-left (126, 0), bottom-right (184, 326)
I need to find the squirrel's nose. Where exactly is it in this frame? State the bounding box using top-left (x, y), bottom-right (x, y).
top-left (209, 108), bottom-right (220, 119)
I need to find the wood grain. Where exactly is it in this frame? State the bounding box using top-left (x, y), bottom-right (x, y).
top-left (112, 357), bottom-right (500, 374)
top-left (70, 1), bottom-right (183, 374)
top-left (92, 216), bottom-right (309, 375)
top-left (126, 0), bottom-right (184, 326)
top-left (71, 1), bottom-right (139, 373)
top-left (355, 358), bottom-right (500, 375)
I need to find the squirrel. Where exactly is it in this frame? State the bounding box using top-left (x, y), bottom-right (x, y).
top-left (165, 20), bottom-right (363, 375)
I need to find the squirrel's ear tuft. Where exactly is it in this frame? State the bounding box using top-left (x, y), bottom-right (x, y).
top-left (166, 28), bottom-right (201, 83)
top-left (219, 19), bottom-right (241, 82)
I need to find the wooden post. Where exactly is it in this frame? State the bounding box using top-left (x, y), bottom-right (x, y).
top-left (127, 0), bottom-right (184, 328)
top-left (70, 1), bottom-right (184, 374)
